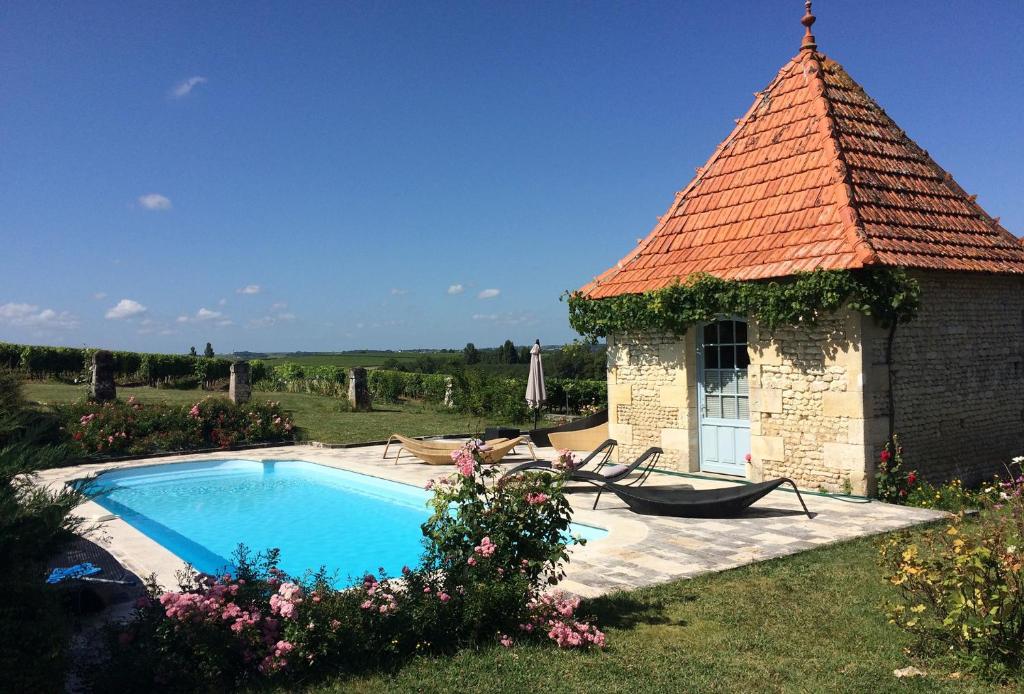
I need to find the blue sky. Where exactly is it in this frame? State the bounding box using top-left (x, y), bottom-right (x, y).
top-left (1, 1), bottom-right (1021, 353)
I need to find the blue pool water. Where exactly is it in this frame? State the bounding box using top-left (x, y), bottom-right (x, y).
top-left (88, 459), bottom-right (607, 584)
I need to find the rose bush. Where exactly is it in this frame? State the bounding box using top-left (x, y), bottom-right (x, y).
top-left (875, 435), bottom-right (917, 503)
top-left (57, 397), bottom-right (294, 457)
top-left (92, 440), bottom-right (604, 689)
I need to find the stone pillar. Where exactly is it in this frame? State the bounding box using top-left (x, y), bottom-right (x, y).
top-left (443, 376), bottom-right (455, 408)
top-left (348, 367), bottom-right (372, 411)
top-left (230, 361), bottom-right (251, 405)
top-left (90, 350), bottom-right (116, 402)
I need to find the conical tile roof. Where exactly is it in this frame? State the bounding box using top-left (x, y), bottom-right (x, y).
top-left (582, 24), bottom-right (1024, 299)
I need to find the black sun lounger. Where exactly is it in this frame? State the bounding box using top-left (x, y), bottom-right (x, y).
top-left (588, 477), bottom-right (812, 519)
top-left (502, 439), bottom-right (618, 478)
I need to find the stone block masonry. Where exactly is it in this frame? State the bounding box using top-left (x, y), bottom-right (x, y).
top-left (90, 349), bottom-right (116, 402)
top-left (348, 367), bottom-right (372, 412)
top-left (747, 310), bottom-right (869, 494)
top-left (604, 271), bottom-right (1024, 493)
top-left (864, 271), bottom-right (1024, 485)
top-left (230, 361), bottom-right (251, 405)
top-left (606, 332), bottom-right (698, 471)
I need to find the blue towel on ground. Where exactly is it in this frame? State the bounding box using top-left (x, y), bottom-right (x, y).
top-left (47, 562), bottom-right (102, 584)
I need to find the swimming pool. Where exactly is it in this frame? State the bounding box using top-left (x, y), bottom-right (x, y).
top-left (88, 459), bottom-right (607, 584)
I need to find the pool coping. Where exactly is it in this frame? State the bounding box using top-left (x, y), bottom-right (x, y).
top-left (35, 443), bottom-right (944, 598)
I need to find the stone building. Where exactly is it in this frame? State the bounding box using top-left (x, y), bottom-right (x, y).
top-left (580, 5), bottom-right (1024, 493)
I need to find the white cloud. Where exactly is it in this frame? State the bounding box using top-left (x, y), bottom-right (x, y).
top-left (248, 309), bottom-right (295, 328)
top-left (176, 308), bottom-right (226, 324)
top-left (170, 76), bottom-right (207, 99)
top-left (216, 319), bottom-right (234, 327)
top-left (477, 288), bottom-right (500, 299)
top-left (218, 298), bottom-right (227, 306)
top-left (237, 284), bottom-right (261, 295)
top-left (105, 299), bottom-right (147, 320)
top-left (139, 193), bottom-right (173, 211)
top-left (271, 301), bottom-right (288, 310)
top-left (390, 288), bottom-right (408, 296)
top-left (0, 303), bottom-right (79, 330)
top-left (138, 193), bottom-right (172, 211)
top-left (93, 292), bottom-right (107, 300)
top-left (472, 311), bottom-right (535, 326)
top-left (447, 284), bottom-right (464, 295)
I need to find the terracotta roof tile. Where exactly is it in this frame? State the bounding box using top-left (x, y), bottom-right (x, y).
top-left (581, 45), bottom-right (1024, 299)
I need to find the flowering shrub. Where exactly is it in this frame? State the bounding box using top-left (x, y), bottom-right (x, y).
top-left (93, 440), bottom-right (603, 689)
top-left (57, 397), bottom-right (294, 457)
top-left (875, 435), bottom-right (917, 503)
top-left (423, 440), bottom-right (579, 587)
top-left (905, 476), bottom-right (1002, 513)
top-left (880, 456), bottom-right (1024, 678)
top-left (553, 448), bottom-right (578, 472)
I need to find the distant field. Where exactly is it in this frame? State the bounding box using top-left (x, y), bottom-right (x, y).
top-left (21, 382), bottom-right (492, 444)
top-left (258, 352), bottom-right (447, 368)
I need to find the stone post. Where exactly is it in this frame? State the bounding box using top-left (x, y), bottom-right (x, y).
top-left (348, 367), bottom-right (372, 411)
top-left (230, 361), bottom-right (251, 405)
top-left (443, 376), bottom-right (455, 409)
top-left (90, 350), bottom-right (116, 402)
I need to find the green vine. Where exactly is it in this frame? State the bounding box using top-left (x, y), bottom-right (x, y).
top-left (565, 268), bottom-right (921, 340)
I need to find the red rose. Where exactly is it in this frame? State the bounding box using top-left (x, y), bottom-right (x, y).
top-left (907, 472), bottom-right (917, 485)
top-left (879, 450), bottom-right (891, 463)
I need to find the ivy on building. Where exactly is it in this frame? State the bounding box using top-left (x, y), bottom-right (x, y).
top-left (565, 268), bottom-right (921, 340)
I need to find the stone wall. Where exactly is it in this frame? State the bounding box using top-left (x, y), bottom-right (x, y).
top-left (606, 331), bottom-right (698, 470)
top-left (747, 311), bottom-right (871, 493)
top-left (864, 271), bottom-right (1024, 484)
top-left (604, 270), bottom-right (1024, 492)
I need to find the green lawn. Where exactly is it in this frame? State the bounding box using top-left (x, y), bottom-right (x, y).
top-left (299, 532), bottom-right (1000, 694)
top-left (21, 382), bottom-right (489, 444)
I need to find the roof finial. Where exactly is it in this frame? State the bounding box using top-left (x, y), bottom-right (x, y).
top-left (801, 0), bottom-right (817, 51)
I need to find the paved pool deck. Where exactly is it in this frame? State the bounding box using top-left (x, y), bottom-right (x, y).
top-left (38, 441), bottom-right (945, 597)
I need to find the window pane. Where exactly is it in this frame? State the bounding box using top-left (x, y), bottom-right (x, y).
top-left (720, 369), bottom-right (737, 394)
top-left (735, 321), bottom-right (747, 344)
top-left (705, 395), bottom-right (722, 418)
top-left (737, 396), bottom-right (750, 419)
top-left (737, 346), bottom-right (750, 368)
top-left (705, 370), bottom-right (720, 393)
top-left (736, 371), bottom-right (749, 395)
top-left (719, 321), bottom-right (734, 344)
top-left (703, 323), bottom-right (718, 345)
top-left (721, 345), bottom-right (735, 369)
top-left (705, 347), bottom-right (719, 369)
top-left (723, 396), bottom-right (738, 419)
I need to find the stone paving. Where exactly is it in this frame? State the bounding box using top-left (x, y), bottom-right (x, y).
top-left (38, 441), bottom-right (945, 598)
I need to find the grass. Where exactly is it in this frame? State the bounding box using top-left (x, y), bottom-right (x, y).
top-left (298, 532), bottom-right (1004, 694)
top-left (21, 382), bottom-right (491, 444)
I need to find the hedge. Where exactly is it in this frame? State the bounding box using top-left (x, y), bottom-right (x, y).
top-left (366, 369), bottom-right (607, 421)
top-left (0, 342), bottom-right (232, 385)
top-left (250, 362), bottom-right (348, 398)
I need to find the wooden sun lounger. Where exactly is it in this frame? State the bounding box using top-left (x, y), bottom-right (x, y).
top-left (396, 436), bottom-right (535, 466)
top-left (383, 433), bottom-right (508, 459)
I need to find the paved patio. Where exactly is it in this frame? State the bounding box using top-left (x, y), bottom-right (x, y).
top-left (38, 441), bottom-right (945, 598)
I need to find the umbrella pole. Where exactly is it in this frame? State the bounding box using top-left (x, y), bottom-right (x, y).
top-left (533, 406), bottom-right (539, 430)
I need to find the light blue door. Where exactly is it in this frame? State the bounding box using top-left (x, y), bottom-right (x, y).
top-left (698, 319), bottom-right (750, 476)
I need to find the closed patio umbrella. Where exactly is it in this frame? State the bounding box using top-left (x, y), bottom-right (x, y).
top-left (525, 339), bottom-right (546, 429)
